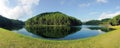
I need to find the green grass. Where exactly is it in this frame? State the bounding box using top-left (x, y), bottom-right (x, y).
top-left (0, 26), bottom-right (120, 48)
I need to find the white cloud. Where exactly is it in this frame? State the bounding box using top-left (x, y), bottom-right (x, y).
top-left (79, 3), bottom-right (90, 7)
top-left (98, 11), bottom-right (120, 20)
top-left (96, 0), bottom-right (108, 3)
top-left (0, 0), bottom-right (40, 20)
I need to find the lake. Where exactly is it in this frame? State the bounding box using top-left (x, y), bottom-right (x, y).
top-left (12, 25), bottom-right (114, 40)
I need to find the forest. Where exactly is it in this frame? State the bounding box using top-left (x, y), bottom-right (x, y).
top-left (0, 15), bottom-right (24, 30)
top-left (25, 12), bottom-right (82, 26)
top-left (84, 15), bottom-right (120, 26)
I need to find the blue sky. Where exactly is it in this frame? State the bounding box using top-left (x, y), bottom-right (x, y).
top-left (0, 0), bottom-right (120, 21)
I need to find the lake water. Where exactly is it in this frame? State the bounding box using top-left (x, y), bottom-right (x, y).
top-left (12, 25), bottom-right (114, 40)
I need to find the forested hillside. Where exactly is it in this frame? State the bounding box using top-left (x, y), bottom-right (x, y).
top-left (26, 12), bottom-right (82, 26)
top-left (0, 15), bottom-right (24, 30)
top-left (84, 15), bottom-right (120, 26)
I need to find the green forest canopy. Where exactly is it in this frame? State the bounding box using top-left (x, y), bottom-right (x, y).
top-left (0, 15), bottom-right (24, 30)
top-left (84, 20), bottom-right (101, 25)
top-left (26, 12), bottom-right (82, 26)
top-left (84, 15), bottom-right (120, 26)
top-left (110, 15), bottom-right (120, 26)
top-left (84, 19), bottom-right (111, 25)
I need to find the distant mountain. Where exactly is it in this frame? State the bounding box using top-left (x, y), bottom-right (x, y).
top-left (84, 20), bottom-right (101, 25)
top-left (0, 15), bottom-right (24, 30)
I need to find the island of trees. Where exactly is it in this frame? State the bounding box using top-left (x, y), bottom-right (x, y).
top-left (26, 12), bottom-right (82, 26)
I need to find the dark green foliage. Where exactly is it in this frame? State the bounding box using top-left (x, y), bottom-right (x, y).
top-left (110, 15), bottom-right (120, 26)
top-left (84, 18), bottom-right (111, 25)
top-left (0, 15), bottom-right (24, 30)
top-left (25, 26), bottom-right (81, 38)
top-left (84, 20), bottom-right (101, 25)
top-left (101, 18), bottom-right (111, 22)
top-left (26, 12), bottom-right (82, 26)
top-left (100, 18), bottom-right (111, 26)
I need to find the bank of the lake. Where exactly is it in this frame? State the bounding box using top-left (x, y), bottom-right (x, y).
top-left (0, 26), bottom-right (120, 48)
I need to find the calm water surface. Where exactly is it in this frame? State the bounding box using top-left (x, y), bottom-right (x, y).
top-left (13, 25), bottom-right (109, 40)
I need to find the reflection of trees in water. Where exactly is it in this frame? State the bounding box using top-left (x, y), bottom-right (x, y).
top-left (1, 25), bottom-right (24, 31)
top-left (87, 27), bottom-right (115, 32)
top-left (25, 26), bottom-right (81, 38)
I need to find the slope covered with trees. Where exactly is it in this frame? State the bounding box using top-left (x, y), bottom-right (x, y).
top-left (84, 15), bottom-right (120, 26)
top-left (83, 18), bottom-right (111, 25)
top-left (26, 12), bottom-right (82, 26)
top-left (0, 15), bottom-right (24, 30)
top-left (84, 20), bottom-right (101, 25)
top-left (110, 15), bottom-right (120, 26)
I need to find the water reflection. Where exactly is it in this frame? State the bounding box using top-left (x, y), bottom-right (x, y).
top-left (11, 25), bottom-right (115, 40)
top-left (87, 27), bottom-right (115, 32)
top-left (1, 25), bottom-right (24, 31)
top-left (25, 26), bottom-right (81, 38)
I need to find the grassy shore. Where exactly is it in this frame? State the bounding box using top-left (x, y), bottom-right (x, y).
top-left (0, 26), bottom-right (120, 48)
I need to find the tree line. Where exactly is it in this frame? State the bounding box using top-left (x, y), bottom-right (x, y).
top-left (84, 15), bottom-right (120, 26)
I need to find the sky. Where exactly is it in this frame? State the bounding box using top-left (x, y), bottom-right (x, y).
top-left (0, 0), bottom-right (120, 22)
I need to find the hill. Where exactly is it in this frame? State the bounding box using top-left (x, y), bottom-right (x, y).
top-left (26, 12), bottom-right (82, 26)
top-left (0, 15), bottom-right (24, 30)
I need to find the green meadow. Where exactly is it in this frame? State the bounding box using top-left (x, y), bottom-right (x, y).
top-left (0, 26), bottom-right (120, 48)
